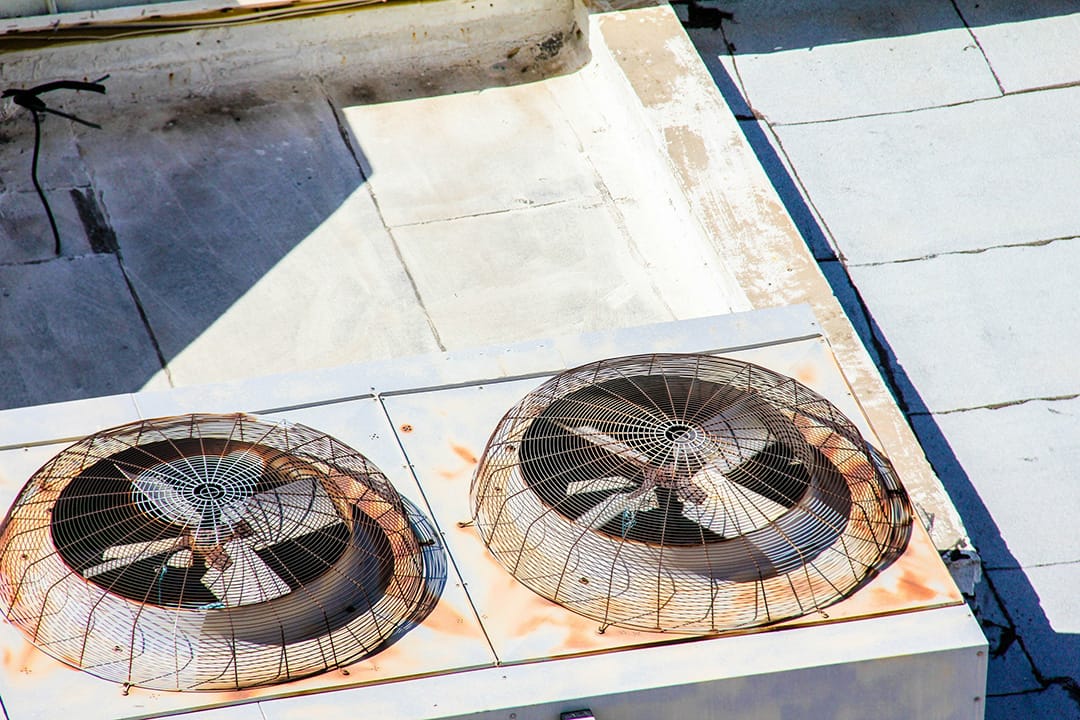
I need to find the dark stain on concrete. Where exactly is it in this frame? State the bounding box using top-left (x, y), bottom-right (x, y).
top-left (536, 32), bottom-right (565, 61)
top-left (70, 187), bottom-right (118, 254)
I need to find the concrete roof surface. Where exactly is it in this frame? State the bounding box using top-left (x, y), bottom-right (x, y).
top-left (0, 0), bottom-right (1076, 716)
top-left (681, 0), bottom-right (1080, 716)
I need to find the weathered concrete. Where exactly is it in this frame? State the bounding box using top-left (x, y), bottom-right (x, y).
top-left (846, 240), bottom-right (1080, 413)
top-left (923, 398), bottom-right (1080, 570)
top-left (687, 2), bottom-right (1080, 714)
top-left (712, 0), bottom-right (1000, 124)
top-left (0, 254), bottom-right (161, 409)
top-left (592, 6), bottom-right (972, 555)
top-left (774, 86), bottom-right (1080, 265)
top-left (986, 567), bottom-right (1080, 683)
top-left (956, 1), bottom-right (1080, 92)
top-left (342, 84), bottom-right (602, 228)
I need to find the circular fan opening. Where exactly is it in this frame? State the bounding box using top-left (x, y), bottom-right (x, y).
top-left (0, 414), bottom-right (430, 691)
top-left (471, 354), bottom-right (912, 634)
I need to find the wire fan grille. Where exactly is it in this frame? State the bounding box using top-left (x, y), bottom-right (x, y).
top-left (471, 354), bottom-right (912, 633)
top-left (0, 414), bottom-right (428, 691)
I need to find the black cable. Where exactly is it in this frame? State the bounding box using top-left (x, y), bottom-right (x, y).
top-left (2, 75), bottom-right (108, 256)
top-left (29, 110), bottom-right (62, 256)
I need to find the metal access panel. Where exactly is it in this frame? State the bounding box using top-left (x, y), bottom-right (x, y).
top-left (0, 306), bottom-right (987, 720)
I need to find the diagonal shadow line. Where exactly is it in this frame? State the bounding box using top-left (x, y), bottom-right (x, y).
top-left (681, 0), bottom-right (1079, 55)
top-left (685, 30), bottom-right (1080, 711)
top-left (0, 30), bottom-right (592, 412)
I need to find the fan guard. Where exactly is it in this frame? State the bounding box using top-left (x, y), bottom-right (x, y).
top-left (471, 354), bottom-right (912, 634)
top-left (0, 413), bottom-right (429, 691)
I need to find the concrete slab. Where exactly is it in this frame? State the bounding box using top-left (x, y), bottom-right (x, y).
top-left (73, 85), bottom-right (370, 375)
top-left (678, 15), bottom-right (754, 120)
top-left (818, 261), bottom-right (881, 370)
top-left (956, 1), bottom-right (1080, 93)
top-left (140, 185), bottom-right (442, 388)
top-left (390, 200), bottom-right (682, 349)
top-left (987, 566), bottom-right (1080, 685)
top-left (915, 397), bottom-right (1080, 570)
top-left (1020, 563), bottom-right (1080, 635)
top-left (0, 188), bottom-right (92, 262)
top-left (714, 0), bottom-right (1000, 124)
top-left (775, 87), bottom-right (1080, 265)
top-left (341, 83), bottom-right (601, 228)
top-left (986, 685), bottom-right (1080, 720)
top-left (970, 578), bottom-right (1042, 695)
top-left (846, 240), bottom-right (1080, 413)
top-left (0, 110), bottom-right (92, 192)
top-left (0, 255), bottom-right (160, 410)
top-left (736, 120), bottom-right (839, 262)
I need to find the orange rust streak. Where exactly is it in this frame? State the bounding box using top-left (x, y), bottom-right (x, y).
top-left (795, 363), bottom-right (818, 387)
top-left (420, 603), bottom-right (475, 638)
top-left (450, 444), bottom-right (478, 465)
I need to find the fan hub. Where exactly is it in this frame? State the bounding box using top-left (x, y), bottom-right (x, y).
top-left (131, 453), bottom-right (260, 532)
top-left (662, 423), bottom-right (698, 444)
top-left (192, 482), bottom-right (226, 501)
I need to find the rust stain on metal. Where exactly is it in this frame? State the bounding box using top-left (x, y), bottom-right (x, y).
top-left (794, 361), bottom-right (818, 388)
top-left (420, 602), bottom-right (475, 638)
top-left (399, 424), bottom-right (414, 433)
top-left (450, 444), bottom-right (478, 465)
top-left (511, 609), bottom-right (554, 639)
top-left (893, 568), bottom-right (939, 603)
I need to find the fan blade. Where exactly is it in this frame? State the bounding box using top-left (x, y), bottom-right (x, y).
top-left (83, 537), bottom-right (188, 577)
top-left (201, 539), bottom-right (292, 605)
top-left (244, 476), bottom-right (342, 549)
top-left (682, 466), bottom-right (789, 537)
top-left (554, 385), bottom-right (671, 428)
top-left (565, 477), bottom-right (637, 496)
top-left (597, 488), bottom-right (722, 544)
top-left (576, 485), bottom-right (659, 533)
top-left (723, 442), bottom-right (811, 508)
top-left (554, 422), bottom-right (652, 467)
top-left (167, 549), bottom-right (193, 568)
top-left (559, 476), bottom-right (639, 521)
top-left (699, 407), bottom-right (771, 472)
top-left (117, 462), bottom-right (195, 520)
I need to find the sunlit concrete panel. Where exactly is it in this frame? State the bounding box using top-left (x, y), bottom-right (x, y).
top-left (846, 240), bottom-right (1080, 413)
top-left (956, 1), bottom-right (1080, 92)
top-left (342, 83), bottom-right (601, 228)
top-left (389, 200), bottom-right (727, 350)
top-left (916, 397), bottom-right (1080, 570)
top-left (715, 0), bottom-right (1000, 124)
top-left (777, 86), bottom-right (1080, 264)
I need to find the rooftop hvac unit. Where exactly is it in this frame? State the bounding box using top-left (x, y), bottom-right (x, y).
top-left (0, 414), bottom-right (434, 691)
top-left (470, 353), bottom-right (911, 635)
top-left (0, 307), bottom-right (986, 720)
